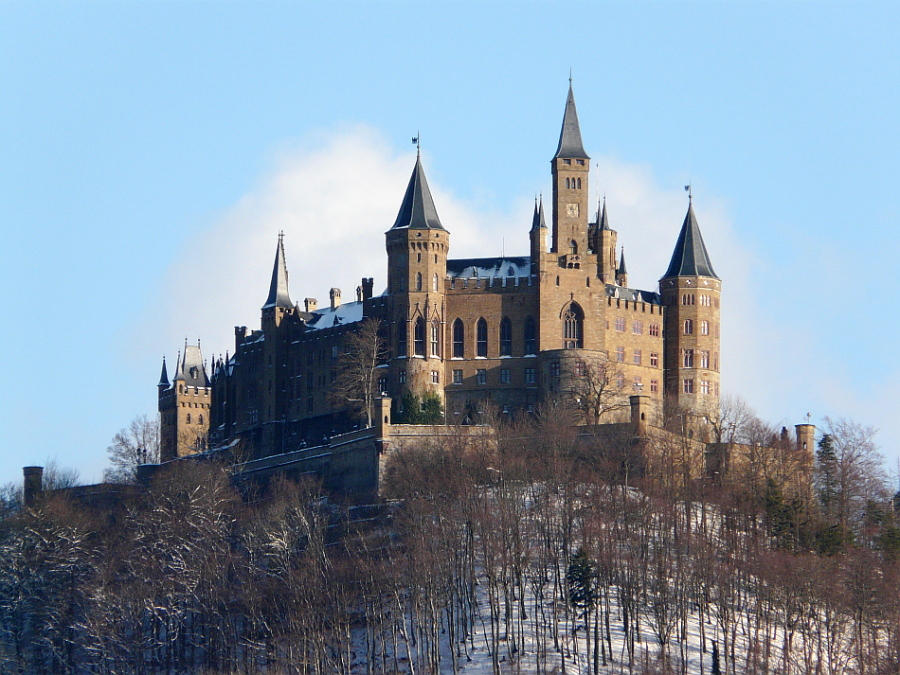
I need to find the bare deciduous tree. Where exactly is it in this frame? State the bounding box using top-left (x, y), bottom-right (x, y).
top-left (103, 414), bottom-right (160, 483)
top-left (330, 318), bottom-right (385, 428)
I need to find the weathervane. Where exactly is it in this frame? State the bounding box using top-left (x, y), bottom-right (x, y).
top-left (411, 132), bottom-right (420, 153)
top-left (684, 183), bottom-right (693, 202)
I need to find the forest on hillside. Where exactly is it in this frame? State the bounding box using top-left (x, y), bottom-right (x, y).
top-left (1, 405), bottom-right (899, 675)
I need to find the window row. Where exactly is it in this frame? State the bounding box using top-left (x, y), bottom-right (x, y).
top-left (450, 317), bottom-right (538, 358)
top-left (680, 293), bottom-right (718, 307)
top-left (564, 177), bottom-right (583, 189)
top-left (683, 319), bottom-right (718, 336)
top-left (451, 367), bottom-right (538, 386)
top-left (681, 349), bottom-right (719, 369)
top-left (614, 317), bottom-right (661, 336)
top-left (683, 379), bottom-right (719, 395)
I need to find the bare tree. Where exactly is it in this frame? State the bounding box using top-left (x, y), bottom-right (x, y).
top-left (708, 393), bottom-right (756, 444)
top-left (330, 318), bottom-right (385, 427)
top-left (103, 414), bottom-right (160, 483)
top-left (560, 352), bottom-right (628, 425)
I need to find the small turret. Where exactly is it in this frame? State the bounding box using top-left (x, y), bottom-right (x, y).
top-left (262, 233), bottom-right (294, 329)
top-left (530, 197), bottom-right (547, 271)
top-left (616, 248), bottom-right (628, 287)
top-left (595, 196), bottom-right (618, 284)
top-left (158, 356), bottom-right (169, 391)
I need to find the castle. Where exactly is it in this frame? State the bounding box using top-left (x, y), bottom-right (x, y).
top-left (157, 84), bottom-right (722, 462)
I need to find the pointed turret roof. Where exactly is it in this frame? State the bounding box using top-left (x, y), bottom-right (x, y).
top-left (598, 197), bottom-right (609, 231)
top-left (158, 356), bottom-right (170, 387)
top-left (173, 342), bottom-right (210, 387)
top-left (390, 153), bottom-right (445, 231)
top-left (262, 233), bottom-right (293, 310)
top-left (531, 197), bottom-right (547, 231)
top-left (554, 83), bottom-right (590, 160)
top-left (617, 248), bottom-right (627, 275)
top-left (662, 202), bottom-right (719, 279)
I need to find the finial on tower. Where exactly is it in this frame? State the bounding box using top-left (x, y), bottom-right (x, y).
top-left (685, 183), bottom-right (693, 202)
top-left (569, 67), bottom-right (572, 86)
top-left (412, 132), bottom-right (420, 154)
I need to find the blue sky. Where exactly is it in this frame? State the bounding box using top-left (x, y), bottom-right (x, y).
top-left (2, 1), bottom-right (899, 485)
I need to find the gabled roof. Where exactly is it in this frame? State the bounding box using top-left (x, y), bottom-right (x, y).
top-left (554, 84), bottom-right (590, 160)
top-left (262, 233), bottom-right (293, 310)
top-left (390, 154), bottom-right (445, 231)
top-left (662, 202), bottom-right (719, 279)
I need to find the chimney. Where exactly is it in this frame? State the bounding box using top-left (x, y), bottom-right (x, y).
top-left (330, 288), bottom-right (342, 310)
top-left (304, 298), bottom-right (318, 312)
top-left (23, 466), bottom-right (43, 508)
top-left (362, 277), bottom-right (374, 301)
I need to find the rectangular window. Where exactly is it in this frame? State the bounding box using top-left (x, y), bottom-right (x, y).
top-left (649, 323), bottom-right (660, 337)
top-left (331, 345), bottom-right (339, 358)
top-left (632, 320), bottom-right (643, 334)
top-left (713, 352), bottom-right (719, 370)
top-left (399, 370), bottom-right (406, 385)
top-left (701, 320), bottom-right (709, 335)
top-left (550, 361), bottom-right (560, 377)
top-left (633, 376), bottom-right (642, 390)
top-left (431, 370), bottom-right (440, 384)
top-left (307, 398), bottom-right (314, 414)
top-left (615, 316), bottom-right (626, 332)
top-left (477, 320), bottom-right (488, 357)
top-left (700, 350), bottom-right (710, 368)
top-left (684, 319), bottom-right (693, 334)
top-left (431, 323), bottom-right (440, 356)
top-left (633, 349), bottom-right (642, 365)
top-left (452, 321), bottom-right (464, 358)
top-left (476, 368), bottom-right (487, 385)
top-left (525, 367), bottom-right (536, 384)
top-left (683, 379), bottom-right (694, 394)
top-left (683, 349), bottom-right (694, 367)
top-left (377, 377), bottom-right (387, 392)
top-left (701, 380), bottom-right (710, 395)
top-left (650, 352), bottom-right (659, 367)
top-left (616, 374), bottom-right (625, 389)
top-left (573, 360), bottom-right (585, 376)
top-left (650, 379), bottom-right (659, 393)
top-left (616, 346), bottom-right (625, 363)
top-left (453, 369), bottom-right (463, 384)
top-left (397, 331), bottom-right (407, 357)
top-left (500, 368), bottom-right (511, 384)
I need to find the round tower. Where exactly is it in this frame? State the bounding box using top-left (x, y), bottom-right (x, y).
top-left (385, 152), bottom-right (448, 403)
top-left (660, 200), bottom-right (721, 424)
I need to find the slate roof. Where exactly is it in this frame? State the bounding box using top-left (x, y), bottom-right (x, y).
top-left (390, 154), bottom-right (445, 231)
top-left (447, 256), bottom-right (531, 279)
top-left (617, 248), bottom-right (627, 275)
top-left (158, 357), bottom-right (170, 387)
top-left (662, 203), bottom-right (719, 279)
top-left (598, 198), bottom-right (610, 231)
top-left (606, 284), bottom-right (661, 305)
top-left (554, 84), bottom-right (590, 160)
top-left (530, 199), bottom-right (547, 232)
top-left (262, 233), bottom-right (293, 310)
top-left (173, 344), bottom-right (210, 387)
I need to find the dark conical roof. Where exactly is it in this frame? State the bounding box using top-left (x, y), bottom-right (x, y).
top-left (598, 197), bottom-right (610, 231)
top-left (554, 84), bottom-right (590, 160)
top-left (662, 202), bottom-right (719, 279)
top-left (617, 248), bottom-right (627, 275)
top-left (158, 356), bottom-right (169, 387)
top-left (173, 343), bottom-right (210, 387)
top-left (531, 197), bottom-right (547, 232)
top-left (263, 233), bottom-right (293, 310)
top-left (390, 154), bottom-right (445, 231)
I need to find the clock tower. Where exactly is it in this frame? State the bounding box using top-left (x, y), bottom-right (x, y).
top-left (551, 82), bottom-right (590, 259)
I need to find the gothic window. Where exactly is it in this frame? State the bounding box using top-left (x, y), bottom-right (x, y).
top-left (476, 318), bottom-right (488, 357)
top-left (649, 323), bottom-right (660, 337)
top-left (577, 178), bottom-right (582, 189)
top-left (569, 240), bottom-right (578, 255)
top-left (562, 302), bottom-right (583, 349)
top-left (683, 349), bottom-right (694, 367)
top-left (701, 320), bottom-right (710, 335)
top-left (397, 325), bottom-right (407, 357)
top-left (566, 177), bottom-right (571, 188)
top-left (414, 318), bottom-right (426, 356)
top-left (433, 273), bottom-right (439, 291)
top-left (524, 316), bottom-right (537, 355)
top-left (700, 351), bottom-right (710, 368)
top-left (452, 319), bottom-right (464, 358)
top-left (198, 414), bottom-right (203, 425)
top-left (500, 317), bottom-right (512, 356)
top-left (684, 319), bottom-right (694, 335)
top-left (416, 273), bottom-right (422, 291)
top-left (431, 321), bottom-right (440, 357)
top-left (186, 413), bottom-right (192, 424)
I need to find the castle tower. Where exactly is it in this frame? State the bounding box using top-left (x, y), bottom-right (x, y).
top-left (158, 342), bottom-right (211, 461)
top-left (260, 234), bottom-right (298, 430)
top-left (551, 82), bottom-right (591, 259)
top-left (529, 197), bottom-right (547, 274)
top-left (616, 248), bottom-right (628, 287)
top-left (660, 199), bottom-right (721, 419)
top-left (385, 152), bottom-right (448, 400)
top-left (261, 232), bottom-right (295, 330)
top-left (595, 197), bottom-right (618, 283)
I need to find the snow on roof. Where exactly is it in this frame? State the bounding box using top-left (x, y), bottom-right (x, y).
top-left (306, 300), bottom-right (365, 331)
top-left (446, 256), bottom-right (530, 280)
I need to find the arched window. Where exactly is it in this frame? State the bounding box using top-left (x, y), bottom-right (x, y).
top-left (431, 321), bottom-right (440, 357)
top-left (433, 273), bottom-right (439, 291)
top-left (416, 273), bottom-right (422, 291)
top-left (684, 319), bottom-right (694, 335)
top-left (566, 177), bottom-right (571, 189)
top-left (397, 324), bottom-right (407, 357)
top-left (562, 302), bottom-right (584, 349)
top-left (186, 413), bottom-right (192, 424)
top-left (452, 319), bottom-right (464, 358)
top-left (524, 316), bottom-right (537, 354)
top-left (569, 240), bottom-right (578, 255)
top-left (500, 317), bottom-right (512, 356)
top-left (198, 414), bottom-right (203, 425)
top-left (414, 318), bottom-right (426, 356)
top-left (476, 318), bottom-right (488, 357)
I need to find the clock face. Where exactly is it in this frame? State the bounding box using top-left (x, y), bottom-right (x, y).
top-left (566, 203), bottom-right (579, 217)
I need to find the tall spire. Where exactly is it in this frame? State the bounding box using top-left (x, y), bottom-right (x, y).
top-left (617, 247), bottom-right (627, 275)
top-left (554, 82), bottom-right (590, 160)
top-left (662, 201), bottom-right (719, 279)
top-left (390, 154), bottom-right (445, 231)
top-left (158, 356), bottom-right (169, 388)
top-left (531, 196), bottom-right (547, 232)
top-left (263, 232), bottom-right (293, 310)
top-left (598, 196), bottom-right (609, 231)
